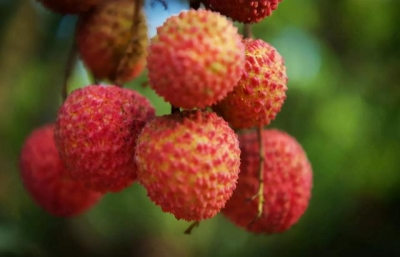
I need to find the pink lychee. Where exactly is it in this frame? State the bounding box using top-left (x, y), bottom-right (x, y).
top-left (147, 9), bottom-right (245, 108)
top-left (135, 110), bottom-right (241, 221)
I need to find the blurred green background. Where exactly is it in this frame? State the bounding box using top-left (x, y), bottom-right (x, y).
top-left (1, 0), bottom-right (400, 256)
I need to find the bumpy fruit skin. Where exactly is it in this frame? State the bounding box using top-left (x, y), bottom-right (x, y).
top-left (19, 124), bottom-right (102, 217)
top-left (147, 9), bottom-right (245, 109)
top-left (55, 85), bottom-right (155, 193)
top-left (222, 129), bottom-right (312, 234)
top-left (135, 110), bottom-right (241, 221)
top-left (213, 39), bottom-right (287, 129)
top-left (36, 0), bottom-right (102, 14)
top-left (76, 0), bottom-right (148, 84)
top-left (203, 0), bottom-right (283, 23)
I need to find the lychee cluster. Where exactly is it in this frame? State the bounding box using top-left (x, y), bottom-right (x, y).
top-left (138, 5), bottom-right (311, 232)
top-left (20, 0), bottom-right (313, 236)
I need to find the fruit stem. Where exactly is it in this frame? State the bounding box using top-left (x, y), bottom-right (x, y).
top-left (189, 0), bottom-right (201, 9)
top-left (62, 41), bottom-right (78, 102)
top-left (243, 24), bottom-right (253, 39)
top-left (110, 0), bottom-right (144, 85)
top-left (171, 105), bottom-right (180, 114)
top-left (184, 221), bottom-right (200, 235)
top-left (248, 125), bottom-right (265, 227)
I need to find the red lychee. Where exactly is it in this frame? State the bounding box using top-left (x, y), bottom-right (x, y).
top-left (213, 39), bottom-right (287, 129)
top-left (36, 0), bottom-right (103, 14)
top-left (147, 9), bottom-right (245, 109)
top-left (203, 0), bottom-right (283, 23)
top-left (222, 129), bottom-right (312, 234)
top-left (19, 124), bottom-right (102, 217)
top-left (55, 85), bottom-right (155, 193)
top-left (135, 110), bottom-right (241, 221)
top-left (76, 0), bottom-right (148, 84)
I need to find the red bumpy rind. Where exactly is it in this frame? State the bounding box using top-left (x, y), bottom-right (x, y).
top-left (135, 110), bottom-right (241, 221)
top-left (76, 0), bottom-right (148, 84)
top-left (222, 129), bottom-right (312, 233)
top-left (147, 9), bottom-right (245, 109)
top-left (213, 39), bottom-right (287, 129)
top-left (55, 85), bottom-right (155, 193)
top-left (204, 0), bottom-right (283, 23)
top-left (19, 124), bottom-right (102, 217)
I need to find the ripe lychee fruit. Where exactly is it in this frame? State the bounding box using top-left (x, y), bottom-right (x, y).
top-left (19, 124), bottom-right (102, 217)
top-left (203, 0), bottom-right (283, 23)
top-left (213, 39), bottom-right (287, 129)
top-left (55, 85), bottom-right (155, 193)
top-left (135, 110), bottom-right (241, 221)
top-left (222, 129), bottom-right (312, 234)
top-left (76, 0), bottom-right (148, 84)
top-left (36, 0), bottom-right (103, 14)
top-left (147, 9), bottom-right (245, 109)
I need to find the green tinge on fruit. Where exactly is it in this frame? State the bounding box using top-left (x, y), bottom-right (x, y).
top-left (135, 110), bottom-right (241, 221)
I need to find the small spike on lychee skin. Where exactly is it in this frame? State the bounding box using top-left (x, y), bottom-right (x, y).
top-left (36, 0), bottom-right (103, 14)
top-left (147, 9), bottom-right (245, 109)
top-left (135, 110), bottom-right (241, 221)
top-left (76, 0), bottom-right (148, 84)
top-left (55, 85), bottom-right (155, 193)
top-left (213, 39), bottom-right (287, 129)
top-left (19, 124), bottom-right (102, 217)
top-left (222, 129), bottom-right (313, 234)
top-left (203, 0), bottom-right (283, 23)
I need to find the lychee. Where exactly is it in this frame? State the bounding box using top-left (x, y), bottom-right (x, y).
top-left (36, 0), bottom-right (103, 14)
top-left (19, 124), bottom-right (102, 217)
top-left (135, 110), bottom-right (241, 221)
top-left (76, 0), bottom-right (148, 84)
top-left (55, 85), bottom-right (155, 193)
top-left (203, 0), bottom-right (283, 23)
top-left (213, 39), bottom-right (287, 129)
top-left (222, 129), bottom-right (312, 234)
top-left (147, 9), bottom-right (245, 109)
